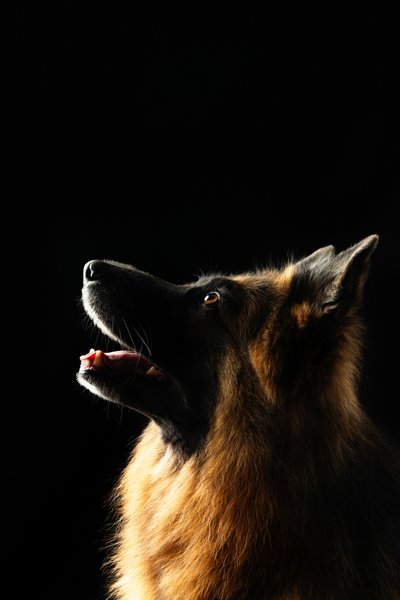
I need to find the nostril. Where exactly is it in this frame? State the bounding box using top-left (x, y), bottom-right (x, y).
top-left (84, 260), bottom-right (105, 282)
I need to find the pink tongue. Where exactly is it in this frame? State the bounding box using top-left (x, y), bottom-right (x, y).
top-left (104, 350), bottom-right (152, 371)
top-left (80, 349), bottom-right (152, 372)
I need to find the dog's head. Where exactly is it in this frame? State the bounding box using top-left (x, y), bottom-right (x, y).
top-left (78, 235), bottom-right (378, 456)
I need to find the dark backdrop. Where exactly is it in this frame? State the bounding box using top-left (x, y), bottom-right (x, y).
top-left (16, 7), bottom-right (399, 600)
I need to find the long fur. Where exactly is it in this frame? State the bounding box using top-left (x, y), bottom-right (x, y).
top-left (82, 239), bottom-right (400, 599)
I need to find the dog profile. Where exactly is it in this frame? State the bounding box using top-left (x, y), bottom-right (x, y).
top-left (78, 235), bottom-right (400, 599)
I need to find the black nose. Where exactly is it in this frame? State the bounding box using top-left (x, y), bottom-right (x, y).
top-left (84, 260), bottom-right (107, 282)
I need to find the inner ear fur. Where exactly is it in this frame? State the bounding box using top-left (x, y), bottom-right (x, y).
top-left (290, 235), bottom-right (379, 325)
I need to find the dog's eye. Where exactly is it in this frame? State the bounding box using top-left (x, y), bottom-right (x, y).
top-left (202, 291), bottom-right (220, 306)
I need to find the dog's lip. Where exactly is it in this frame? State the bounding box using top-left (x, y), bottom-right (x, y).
top-left (79, 349), bottom-right (166, 379)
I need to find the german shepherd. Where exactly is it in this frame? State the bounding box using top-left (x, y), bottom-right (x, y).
top-left (78, 235), bottom-right (400, 600)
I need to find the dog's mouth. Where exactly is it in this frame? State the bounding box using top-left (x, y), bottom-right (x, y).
top-left (77, 261), bottom-right (210, 453)
top-left (79, 348), bottom-right (166, 380)
top-left (77, 268), bottom-right (175, 410)
top-left (77, 340), bottom-right (174, 414)
top-left (77, 336), bottom-right (171, 404)
top-left (77, 289), bottom-right (174, 413)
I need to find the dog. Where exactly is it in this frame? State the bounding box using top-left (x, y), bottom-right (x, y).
top-left (78, 235), bottom-right (400, 599)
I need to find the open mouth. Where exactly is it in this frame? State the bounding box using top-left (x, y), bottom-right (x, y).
top-left (77, 341), bottom-right (171, 410)
top-left (79, 348), bottom-right (165, 379)
top-left (77, 261), bottom-right (178, 413)
top-left (77, 313), bottom-right (171, 410)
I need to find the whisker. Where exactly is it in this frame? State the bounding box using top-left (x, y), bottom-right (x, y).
top-left (94, 324), bottom-right (101, 349)
top-left (118, 405), bottom-right (124, 426)
top-left (133, 325), bottom-right (152, 357)
top-left (123, 318), bottom-right (152, 357)
top-left (79, 314), bottom-right (94, 331)
top-left (122, 318), bottom-right (136, 349)
top-left (135, 320), bottom-right (152, 355)
top-left (145, 318), bottom-right (153, 348)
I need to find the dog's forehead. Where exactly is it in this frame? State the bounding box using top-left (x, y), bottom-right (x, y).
top-left (189, 272), bottom-right (261, 292)
top-left (187, 268), bottom-right (294, 302)
top-left (190, 273), bottom-right (225, 288)
top-left (230, 266), bottom-right (294, 292)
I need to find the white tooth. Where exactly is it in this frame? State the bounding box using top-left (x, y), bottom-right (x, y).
top-left (93, 350), bottom-right (104, 368)
top-left (145, 366), bottom-right (161, 377)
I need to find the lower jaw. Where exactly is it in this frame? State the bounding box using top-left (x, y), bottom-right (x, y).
top-left (77, 368), bottom-right (170, 412)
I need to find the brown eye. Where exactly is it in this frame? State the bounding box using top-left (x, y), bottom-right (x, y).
top-left (202, 291), bottom-right (220, 306)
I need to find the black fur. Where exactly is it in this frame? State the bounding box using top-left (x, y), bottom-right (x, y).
top-left (78, 239), bottom-right (400, 599)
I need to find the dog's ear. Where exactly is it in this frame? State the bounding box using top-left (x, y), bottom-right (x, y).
top-left (322, 235), bottom-right (379, 310)
top-left (292, 235), bottom-right (379, 317)
top-left (295, 244), bottom-right (336, 270)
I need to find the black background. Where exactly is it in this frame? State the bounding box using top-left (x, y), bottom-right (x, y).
top-left (15, 6), bottom-right (399, 600)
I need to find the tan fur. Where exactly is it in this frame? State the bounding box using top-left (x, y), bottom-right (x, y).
top-left (106, 255), bottom-right (397, 599)
top-left (248, 267), bottom-right (293, 406)
top-left (290, 302), bottom-right (314, 328)
top-left (111, 352), bottom-right (279, 599)
top-left (111, 267), bottom-right (358, 599)
top-left (110, 268), bottom-right (335, 598)
top-left (273, 264), bottom-right (295, 291)
top-left (252, 295), bottom-right (367, 466)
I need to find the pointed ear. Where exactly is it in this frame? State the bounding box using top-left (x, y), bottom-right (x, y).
top-left (292, 235), bottom-right (379, 316)
top-left (295, 244), bottom-right (336, 269)
top-left (323, 234), bottom-right (379, 309)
